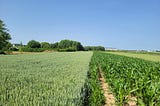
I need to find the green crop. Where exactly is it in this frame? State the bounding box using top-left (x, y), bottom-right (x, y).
top-left (108, 51), bottom-right (160, 62)
top-left (0, 52), bottom-right (92, 105)
top-left (86, 52), bottom-right (105, 106)
top-left (2, 51), bottom-right (159, 106)
top-left (92, 52), bottom-right (160, 106)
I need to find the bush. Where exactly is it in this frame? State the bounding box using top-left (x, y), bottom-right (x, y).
top-left (21, 47), bottom-right (45, 52)
top-left (58, 47), bottom-right (76, 52)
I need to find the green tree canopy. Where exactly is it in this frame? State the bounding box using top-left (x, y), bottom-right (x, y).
top-left (84, 46), bottom-right (105, 51)
top-left (0, 19), bottom-right (11, 52)
top-left (41, 42), bottom-right (50, 48)
top-left (27, 40), bottom-right (41, 48)
top-left (72, 41), bottom-right (84, 51)
top-left (50, 42), bottom-right (58, 49)
top-left (58, 39), bottom-right (84, 51)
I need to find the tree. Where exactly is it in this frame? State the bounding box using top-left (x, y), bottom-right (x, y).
top-left (41, 42), bottom-right (50, 48)
top-left (27, 40), bottom-right (41, 48)
top-left (84, 46), bottom-right (105, 51)
top-left (0, 19), bottom-right (11, 53)
top-left (72, 41), bottom-right (84, 51)
top-left (58, 39), bottom-right (84, 51)
top-left (50, 42), bottom-right (58, 49)
top-left (58, 39), bottom-right (72, 49)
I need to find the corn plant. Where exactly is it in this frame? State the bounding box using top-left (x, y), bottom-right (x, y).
top-left (87, 53), bottom-right (105, 106)
top-left (92, 52), bottom-right (160, 106)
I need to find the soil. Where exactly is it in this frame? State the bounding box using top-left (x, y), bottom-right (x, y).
top-left (98, 67), bottom-right (137, 106)
top-left (124, 96), bottom-right (137, 106)
top-left (98, 67), bottom-right (116, 106)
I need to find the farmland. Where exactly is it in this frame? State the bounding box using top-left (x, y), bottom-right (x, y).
top-left (1, 1), bottom-right (160, 105)
top-left (0, 52), bottom-right (92, 105)
top-left (92, 52), bottom-right (160, 105)
top-left (107, 51), bottom-right (160, 62)
top-left (1, 51), bottom-right (160, 106)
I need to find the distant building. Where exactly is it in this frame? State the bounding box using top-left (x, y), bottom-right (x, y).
top-left (105, 47), bottom-right (118, 51)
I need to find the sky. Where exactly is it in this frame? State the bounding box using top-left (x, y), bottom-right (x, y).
top-left (0, 0), bottom-right (160, 50)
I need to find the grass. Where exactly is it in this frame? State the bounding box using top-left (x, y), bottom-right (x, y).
top-left (107, 51), bottom-right (160, 62)
top-left (0, 52), bottom-right (92, 105)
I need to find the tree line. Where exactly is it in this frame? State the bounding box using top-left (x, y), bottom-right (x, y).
top-left (0, 19), bottom-right (105, 54)
top-left (14, 39), bottom-right (105, 52)
top-left (19, 39), bottom-right (85, 52)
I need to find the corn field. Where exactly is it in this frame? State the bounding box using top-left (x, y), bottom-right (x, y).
top-left (91, 52), bottom-right (160, 106)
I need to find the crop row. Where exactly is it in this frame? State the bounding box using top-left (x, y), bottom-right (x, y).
top-left (92, 52), bottom-right (160, 106)
top-left (86, 52), bottom-right (105, 106)
top-left (1, 51), bottom-right (160, 106)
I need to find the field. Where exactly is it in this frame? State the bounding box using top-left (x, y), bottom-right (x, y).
top-left (107, 51), bottom-right (160, 62)
top-left (91, 52), bottom-right (160, 105)
top-left (1, 51), bottom-right (160, 106)
top-left (0, 52), bottom-right (92, 105)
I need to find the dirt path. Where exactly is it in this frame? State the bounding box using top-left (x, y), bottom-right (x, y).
top-left (98, 67), bottom-right (116, 106)
top-left (98, 67), bottom-right (137, 106)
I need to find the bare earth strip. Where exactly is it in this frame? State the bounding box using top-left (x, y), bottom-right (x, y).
top-left (125, 96), bottom-right (137, 106)
top-left (98, 67), bottom-right (116, 106)
top-left (98, 67), bottom-right (137, 106)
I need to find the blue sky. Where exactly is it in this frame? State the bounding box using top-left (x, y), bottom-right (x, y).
top-left (0, 0), bottom-right (160, 50)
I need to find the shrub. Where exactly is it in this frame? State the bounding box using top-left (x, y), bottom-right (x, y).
top-left (58, 47), bottom-right (76, 52)
top-left (21, 47), bottom-right (45, 52)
